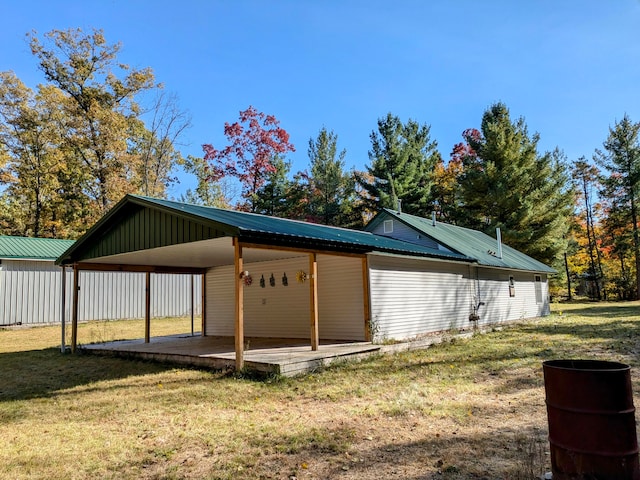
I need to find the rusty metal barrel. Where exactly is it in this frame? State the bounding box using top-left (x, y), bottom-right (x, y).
top-left (543, 359), bottom-right (640, 480)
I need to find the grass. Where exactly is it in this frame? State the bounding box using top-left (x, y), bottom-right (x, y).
top-left (0, 302), bottom-right (639, 479)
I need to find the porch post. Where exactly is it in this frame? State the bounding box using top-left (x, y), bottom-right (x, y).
top-left (144, 271), bottom-right (151, 343)
top-left (309, 253), bottom-right (319, 351)
top-left (201, 271), bottom-right (207, 336)
top-left (190, 274), bottom-right (194, 336)
top-left (234, 240), bottom-right (244, 370)
top-left (60, 266), bottom-right (66, 353)
top-left (362, 256), bottom-right (372, 342)
top-left (71, 264), bottom-right (79, 353)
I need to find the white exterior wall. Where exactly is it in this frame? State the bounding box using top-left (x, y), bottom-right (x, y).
top-left (475, 268), bottom-right (549, 324)
top-left (205, 254), bottom-right (365, 340)
top-left (0, 259), bottom-right (202, 325)
top-left (368, 254), bottom-right (474, 341)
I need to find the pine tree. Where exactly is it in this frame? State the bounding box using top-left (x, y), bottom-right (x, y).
top-left (306, 127), bottom-right (358, 227)
top-left (595, 114), bottom-right (640, 299)
top-left (357, 113), bottom-right (439, 216)
top-left (457, 102), bottom-right (574, 265)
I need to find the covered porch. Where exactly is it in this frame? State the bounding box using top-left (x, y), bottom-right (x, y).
top-left (81, 334), bottom-right (381, 376)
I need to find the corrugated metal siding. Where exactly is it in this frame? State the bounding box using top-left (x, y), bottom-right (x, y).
top-left (205, 254), bottom-right (366, 340)
top-left (0, 260), bottom-right (202, 325)
top-left (368, 255), bottom-right (473, 341)
top-left (475, 269), bottom-right (549, 324)
top-left (368, 218), bottom-right (440, 249)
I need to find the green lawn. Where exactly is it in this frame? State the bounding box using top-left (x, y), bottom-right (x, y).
top-left (1, 303), bottom-right (639, 479)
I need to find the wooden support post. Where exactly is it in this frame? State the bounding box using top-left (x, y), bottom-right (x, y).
top-left (362, 256), bottom-right (372, 342)
top-left (71, 264), bottom-right (79, 353)
top-left (190, 274), bottom-right (195, 336)
top-left (201, 271), bottom-right (207, 336)
top-left (234, 241), bottom-right (244, 370)
top-left (309, 253), bottom-right (319, 351)
top-left (145, 271), bottom-right (151, 343)
top-left (60, 266), bottom-right (66, 353)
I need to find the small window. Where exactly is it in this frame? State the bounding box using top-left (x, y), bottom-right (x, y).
top-left (383, 220), bottom-right (393, 234)
top-left (508, 275), bottom-right (515, 297)
top-left (534, 275), bottom-right (543, 304)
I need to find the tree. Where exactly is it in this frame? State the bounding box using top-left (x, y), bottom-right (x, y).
top-left (357, 113), bottom-right (439, 216)
top-left (252, 156), bottom-right (296, 217)
top-left (28, 28), bottom-right (158, 213)
top-left (306, 127), bottom-right (358, 227)
top-left (572, 158), bottom-right (605, 299)
top-left (457, 102), bottom-right (574, 265)
top-left (180, 155), bottom-right (229, 207)
top-left (0, 72), bottom-right (64, 237)
top-left (202, 106), bottom-right (295, 212)
top-left (595, 114), bottom-right (640, 299)
top-left (131, 91), bottom-right (191, 197)
top-left (430, 151), bottom-right (462, 223)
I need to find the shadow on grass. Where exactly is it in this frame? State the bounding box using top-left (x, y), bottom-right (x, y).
top-left (0, 348), bottom-right (176, 402)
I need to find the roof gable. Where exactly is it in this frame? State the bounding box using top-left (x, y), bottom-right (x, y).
top-left (0, 236), bottom-right (75, 261)
top-left (367, 209), bottom-right (555, 274)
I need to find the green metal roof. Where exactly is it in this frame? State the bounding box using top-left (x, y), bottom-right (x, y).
top-left (0, 236), bottom-right (75, 261)
top-left (367, 209), bottom-right (556, 274)
top-left (57, 195), bottom-right (473, 265)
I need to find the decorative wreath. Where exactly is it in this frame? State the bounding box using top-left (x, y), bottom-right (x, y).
top-left (296, 270), bottom-right (307, 284)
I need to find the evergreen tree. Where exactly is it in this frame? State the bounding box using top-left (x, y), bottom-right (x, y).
top-left (253, 156), bottom-right (296, 218)
top-left (306, 127), bottom-right (358, 227)
top-left (357, 113), bottom-right (439, 216)
top-left (457, 102), bottom-right (574, 265)
top-left (595, 114), bottom-right (640, 299)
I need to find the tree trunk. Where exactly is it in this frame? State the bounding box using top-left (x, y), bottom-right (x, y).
top-left (564, 252), bottom-right (572, 301)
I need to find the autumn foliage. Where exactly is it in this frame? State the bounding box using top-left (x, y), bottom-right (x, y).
top-left (202, 106), bottom-right (295, 211)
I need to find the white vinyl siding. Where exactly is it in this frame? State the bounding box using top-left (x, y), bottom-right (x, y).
top-left (476, 269), bottom-right (549, 323)
top-left (205, 254), bottom-right (366, 340)
top-left (368, 254), bottom-right (473, 341)
top-left (0, 260), bottom-right (202, 325)
top-left (317, 255), bottom-right (365, 341)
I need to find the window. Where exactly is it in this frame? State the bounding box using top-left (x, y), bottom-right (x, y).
top-left (383, 220), bottom-right (393, 234)
top-left (508, 275), bottom-right (515, 297)
top-left (535, 275), bottom-right (543, 304)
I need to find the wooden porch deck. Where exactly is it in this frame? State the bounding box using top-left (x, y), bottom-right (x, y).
top-left (81, 335), bottom-right (381, 376)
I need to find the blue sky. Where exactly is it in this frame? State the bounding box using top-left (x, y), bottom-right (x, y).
top-left (2, 1), bottom-right (639, 198)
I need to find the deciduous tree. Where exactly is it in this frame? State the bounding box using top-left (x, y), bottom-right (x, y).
top-left (202, 106), bottom-right (295, 212)
top-left (28, 28), bottom-right (158, 213)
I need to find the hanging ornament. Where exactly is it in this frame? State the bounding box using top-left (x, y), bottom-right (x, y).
top-left (260, 274), bottom-right (266, 288)
top-left (270, 273), bottom-right (276, 287)
top-left (282, 272), bottom-right (288, 286)
top-left (243, 274), bottom-right (253, 286)
top-left (296, 270), bottom-right (307, 283)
